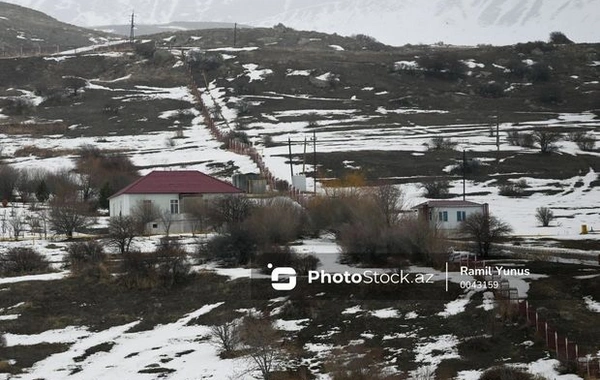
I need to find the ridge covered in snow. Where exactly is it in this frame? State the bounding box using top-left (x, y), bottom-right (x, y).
top-left (2, 0), bottom-right (599, 45)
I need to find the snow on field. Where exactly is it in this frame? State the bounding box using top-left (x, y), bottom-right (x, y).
top-left (583, 295), bottom-right (600, 312)
top-left (370, 308), bottom-right (400, 319)
top-left (286, 69), bottom-right (312, 76)
top-left (2, 84), bottom-right (258, 179)
top-left (438, 290), bottom-right (475, 317)
top-left (0, 271), bottom-right (69, 285)
top-left (411, 334), bottom-right (460, 377)
top-left (5, 303), bottom-right (254, 380)
top-left (242, 64), bottom-right (273, 82)
top-left (274, 318), bottom-right (310, 331)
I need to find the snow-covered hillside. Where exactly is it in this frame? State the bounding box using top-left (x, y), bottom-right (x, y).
top-left (2, 0), bottom-right (599, 45)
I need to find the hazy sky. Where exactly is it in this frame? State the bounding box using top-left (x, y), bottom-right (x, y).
top-left (2, 0), bottom-right (598, 45)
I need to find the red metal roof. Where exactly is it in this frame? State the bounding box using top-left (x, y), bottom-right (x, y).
top-left (412, 200), bottom-right (484, 209)
top-left (110, 170), bottom-right (243, 198)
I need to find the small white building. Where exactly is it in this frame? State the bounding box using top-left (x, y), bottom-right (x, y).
top-left (413, 200), bottom-right (488, 231)
top-left (109, 170), bottom-right (243, 234)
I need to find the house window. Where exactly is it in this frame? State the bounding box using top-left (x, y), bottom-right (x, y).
top-left (439, 211), bottom-right (448, 222)
top-left (457, 211), bottom-right (466, 221)
top-left (170, 199), bottom-right (179, 214)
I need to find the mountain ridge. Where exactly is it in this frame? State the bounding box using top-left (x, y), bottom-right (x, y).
top-left (1, 0), bottom-right (598, 46)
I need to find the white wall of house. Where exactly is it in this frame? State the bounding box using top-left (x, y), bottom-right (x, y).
top-left (429, 205), bottom-right (485, 230)
top-left (109, 193), bottom-right (236, 234)
top-left (109, 193), bottom-right (179, 217)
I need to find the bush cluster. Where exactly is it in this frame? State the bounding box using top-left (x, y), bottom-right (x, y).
top-left (200, 197), bottom-right (308, 266)
top-left (67, 240), bottom-right (108, 279)
top-left (120, 238), bottom-right (191, 289)
top-left (0, 247), bottom-right (50, 276)
top-left (498, 179), bottom-right (528, 197)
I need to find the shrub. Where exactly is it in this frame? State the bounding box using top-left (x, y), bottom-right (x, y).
top-left (506, 131), bottom-right (534, 148)
top-left (201, 227), bottom-right (258, 266)
top-left (186, 49), bottom-right (224, 71)
top-left (417, 52), bottom-right (466, 80)
top-left (498, 179), bottom-right (527, 197)
top-left (480, 366), bottom-right (538, 380)
top-left (459, 213), bottom-right (512, 257)
top-left (154, 238), bottom-right (192, 287)
top-left (255, 245), bottom-right (295, 273)
top-left (526, 62), bottom-right (551, 82)
top-left (67, 240), bottom-right (108, 279)
top-left (210, 321), bottom-right (241, 355)
top-left (262, 135), bottom-right (276, 147)
top-left (428, 137), bottom-right (457, 151)
top-left (537, 85), bottom-right (563, 105)
top-left (479, 82), bottom-right (504, 98)
top-left (422, 180), bottom-right (450, 198)
top-left (2, 98), bottom-right (34, 116)
top-left (120, 251), bottom-right (158, 289)
top-left (293, 254), bottom-right (320, 275)
top-left (245, 198), bottom-right (307, 246)
top-left (568, 131), bottom-right (596, 151)
top-left (532, 128), bottom-right (561, 153)
top-left (134, 42), bottom-right (156, 59)
top-left (549, 31), bottom-right (573, 44)
top-left (535, 207), bottom-right (554, 227)
top-left (0, 247), bottom-right (50, 275)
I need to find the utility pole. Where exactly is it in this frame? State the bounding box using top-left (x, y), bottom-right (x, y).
top-left (496, 112), bottom-right (500, 153)
top-left (313, 131), bottom-right (317, 194)
top-left (302, 136), bottom-right (307, 174)
top-left (288, 137), bottom-right (294, 180)
top-left (233, 23), bottom-right (237, 48)
top-left (129, 11), bottom-right (135, 44)
top-left (462, 149), bottom-right (466, 201)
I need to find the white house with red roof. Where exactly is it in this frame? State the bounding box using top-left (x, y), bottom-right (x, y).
top-left (109, 170), bottom-right (243, 234)
top-left (413, 200), bottom-right (488, 231)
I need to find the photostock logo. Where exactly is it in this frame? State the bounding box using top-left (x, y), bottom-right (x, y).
top-left (269, 263), bottom-right (297, 291)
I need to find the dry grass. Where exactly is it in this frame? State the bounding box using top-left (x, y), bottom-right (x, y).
top-left (0, 122), bottom-right (68, 136)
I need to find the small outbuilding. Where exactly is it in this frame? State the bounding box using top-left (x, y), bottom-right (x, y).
top-left (413, 200), bottom-right (488, 231)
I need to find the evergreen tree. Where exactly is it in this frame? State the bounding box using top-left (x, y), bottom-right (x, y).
top-left (98, 182), bottom-right (112, 209)
top-left (35, 180), bottom-right (49, 203)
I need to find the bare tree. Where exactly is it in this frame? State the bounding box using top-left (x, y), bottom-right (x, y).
top-left (8, 211), bottom-right (25, 241)
top-left (371, 184), bottom-right (404, 226)
top-left (210, 321), bottom-right (241, 354)
top-left (207, 195), bottom-right (253, 231)
top-left (36, 209), bottom-right (49, 239)
top-left (108, 215), bottom-right (137, 254)
top-left (532, 128), bottom-right (561, 153)
top-left (0, 164), bottom-right (19, 202)
top-left (131, 200), bottom-right (160, 235)
top-left (459, 212), bottom-right (512, 257)
top-left (240, 317), bottom-right (284, 380)
top-left (422, 179), bottom-right (450, 199)
top-left (535, 207), bottom-right (555, 227)
top-left (49, 200), bottom-right (94, 239)
top-left (184, 198), bottom-right (210, 236)
top-left (159, 209), bottom-right (174, 237)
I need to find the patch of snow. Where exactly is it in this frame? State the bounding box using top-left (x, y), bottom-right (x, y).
top-left (583, 296), bottom-right (600, 312)
top-left (329, 44), bottom-right (344, 51)
top-left (478, 291), bottom-right (496, 311)
top-left (438, 291), bottom-right (475, 317)
top-left (275, 318), bottom-right (310, 331)
top-left (462, 59), bottom-right (485, 68)
top-left (242, 63), bottom-right (273, 82)
top-left (394, 61), bottom-right (420, 70)
top-left (0, 271), bottom-right (69, 285)
top-left (341, 305), bottom-right (363, 315)
top-left (370, 308), bottom-right (400, 319)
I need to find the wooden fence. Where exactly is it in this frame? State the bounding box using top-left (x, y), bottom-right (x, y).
top-left (459, 258), bottom-right (599, 379)
top-left (187, 67), bottom-right (310, 206)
